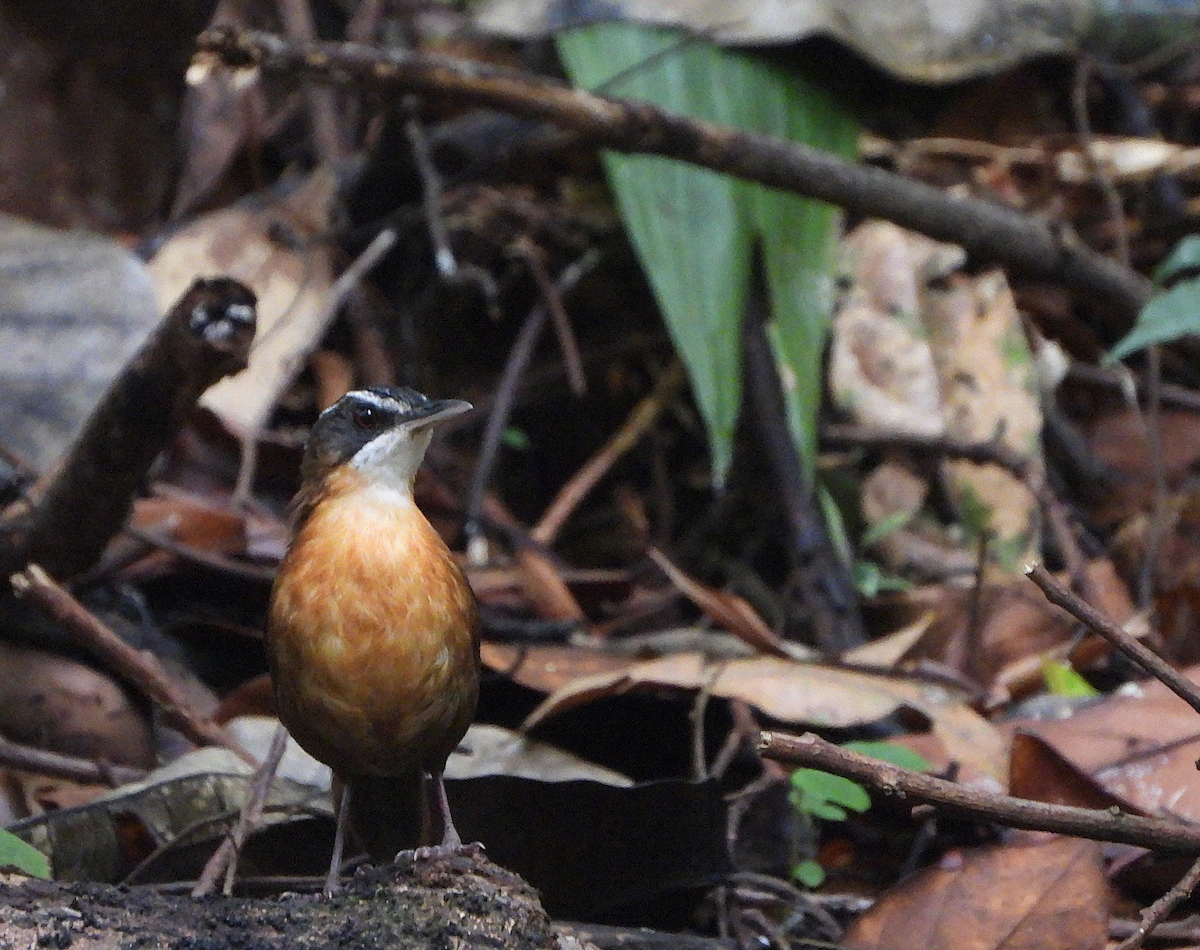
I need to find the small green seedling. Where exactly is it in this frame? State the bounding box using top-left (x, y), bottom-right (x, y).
top-left (789, 740), bottom-right (931, 887)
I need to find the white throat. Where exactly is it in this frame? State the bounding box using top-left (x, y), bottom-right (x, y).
top-left (349, 425), bottom-right (433, 499)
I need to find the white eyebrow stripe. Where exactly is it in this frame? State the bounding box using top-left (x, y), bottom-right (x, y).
top-left (345, 390), bottom-right (402, 411)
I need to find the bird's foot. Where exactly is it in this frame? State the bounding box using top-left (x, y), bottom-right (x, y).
top-left (394, 841), bottom-right (485, 866)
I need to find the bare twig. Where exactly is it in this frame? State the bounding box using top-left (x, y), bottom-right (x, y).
top-left (514, 237), bottom-right (587, 397)
top-left (10, 564), bottom-right (254, 765)
top-left (463, 249), bottom-right (602, 549)
top-left (1116, 853), bottom-right (1200, 950)
top-left (193, 721), bottom-right (290, 897)
top-left (195, 26), bottom-right (1153, 344)
top-left (274, 0), bottom-right (346, 164)
top-left (1027, 563), bottom-right (1200, 716)
top-left (819, 424), bottom-right (1033, 479)
top-left (532, 362), bottom-right (686, 545)
top-left (0, 733), bottom-right (146, 786)
top-left (758, 730), bottom-right (1200, 853)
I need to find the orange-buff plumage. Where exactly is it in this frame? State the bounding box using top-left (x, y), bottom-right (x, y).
top-left (268, 464), bottom-right (479, 786)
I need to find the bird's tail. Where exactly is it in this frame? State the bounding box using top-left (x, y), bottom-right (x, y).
top-left (346, 771), bottom-right (436, 860)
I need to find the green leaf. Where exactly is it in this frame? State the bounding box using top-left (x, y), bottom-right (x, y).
top-left (557, 23), bottom-right (858, 483)
top-left (502, 427), bottom-right (531, 451)
top-left (0, 829), bottom-right (49, 879)
top-left (1041, 658), bottom-right (1099, 697)
top-left (790, 768), bottom-right (871, 821)
top-left (851, 560), bottom-right (912, 597)
top-left (1153, 235), bottom-right (1200, 285)
top-left (1107, 275), bottom-right (1200, 361)
top-left (817, 483), bottom-right (853, 567)
top-left (843, 740), bottom-right (932, 772)
top-left (860, 510), bottom-right (913, 549)
top-left (792, 858), bottom-right (826, 888)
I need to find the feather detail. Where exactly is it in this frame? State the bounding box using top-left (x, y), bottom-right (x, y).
top-left (267, 465), bottom-right (479, 780)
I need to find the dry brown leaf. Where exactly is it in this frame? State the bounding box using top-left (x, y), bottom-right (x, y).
top-left (148, 167), bottom-right (338, 436)
top-left (0, 641), bottom-right (154, 773)
top-left (480, 643), bottom-right (637, 694)
top-left (1015, 666), bottom-right (1200, 821)
top-left (903, 563), bottom-right (1133, 696)
top-left (830, 221), bottom-right (950, 438)
top-left (646, 547), bottom-right (788, 657)
top-left (840, 613), bottom-right (934, 668)
top-left (132, 494), bottom-right (247, 556)
top-left (521, 651), bottom-right (1006, 782)
top-left (846, 834), bottom-right (1109, 950)
top-left (1008, 732), bottom-right (1138, 813)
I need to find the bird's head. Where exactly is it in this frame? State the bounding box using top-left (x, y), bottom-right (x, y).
top-left (300, 387), bottom-right (472, 501)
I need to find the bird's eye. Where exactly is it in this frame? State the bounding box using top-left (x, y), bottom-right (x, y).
top-left (350, 405), bottom-right (378, 430)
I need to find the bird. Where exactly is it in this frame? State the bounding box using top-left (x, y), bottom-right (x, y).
top-left (266, 386), bottom-right (480, 895)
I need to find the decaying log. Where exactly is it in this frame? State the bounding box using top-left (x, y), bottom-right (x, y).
top-left (0, 278), bottom-right (256, 580)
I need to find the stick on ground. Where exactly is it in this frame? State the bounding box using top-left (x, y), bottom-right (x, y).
top-left (758, 730), bottom-right (1200, 854)
top-left (11, 564), bottom-right (254, 765)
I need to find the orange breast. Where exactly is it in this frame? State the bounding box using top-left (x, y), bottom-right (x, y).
top-left (267, 468), bottom-right (479, 779)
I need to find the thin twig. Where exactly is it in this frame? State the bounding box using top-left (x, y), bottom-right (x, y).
top-left (1072, 57), bottom-right (1132, 268)
top-left (193, 721), bottom-right (290, 897)
top-left (403, 98), bottom-right (457, 279)
top-left (274, 0), bottom-right (346, 164)
top-left (514, 237), bottom-right (587, 397)
top-left (1116, 853), bottom-right (1200, 950)
top-left (532, 362), bottom-right (686, 545)
top-left (10, 564), bottom-right (254, 765)
top-left (196, 26), bottom-right (1154, 344)
top-left (123, 524), bottom-right (277, 582)
top-left (463, 249), bottom-right (602, 547)
top-left (819, 424), bottom-right (1033, 479)
top-left (1027, 563), bottom-right (1200, 716)
top-left (0, 734), bottom-right (146, 787)
top-left (1137, 345), bottom-right (1170, 608)
top-left (758, 730), bottom-right (1200, 853)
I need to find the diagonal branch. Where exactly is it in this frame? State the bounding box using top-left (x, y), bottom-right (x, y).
top-left (759, 730), bottom-right (1200, 854)
top-left (195, 25), bottom-right (1152, 344)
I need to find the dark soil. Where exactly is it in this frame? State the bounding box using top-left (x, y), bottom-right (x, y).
top-left (0, 852), bottom-right (557, 950)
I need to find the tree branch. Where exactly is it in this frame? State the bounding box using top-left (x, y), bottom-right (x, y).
top-left (195, 25), bottom-right (1151, 344)
top-left (759, 730), bottom-right (1200, 853)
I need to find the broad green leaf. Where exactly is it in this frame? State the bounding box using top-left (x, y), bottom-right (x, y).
top-left (790, 767), bottom-right (871, 820)
top-left (1041, 658), bottom-right (1099, 697)
top-left (1107, 275), bottom-right (1200, 361)
top-left (0, 828), bottom-right (49, 879)
top-left (1154, 235), bottom-right (1200, 285)
top-left (557, 24), bottom-right (857, 482)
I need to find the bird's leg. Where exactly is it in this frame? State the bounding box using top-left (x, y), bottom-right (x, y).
top-left (430, 770), bottom-right (461, 848)
top-left (325, 781), bottom-right (351, 897)
top-left (394, 771), bottom-right (482, 863)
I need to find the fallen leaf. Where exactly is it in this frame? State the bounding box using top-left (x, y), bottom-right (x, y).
top-left (846, 834), bottom-right (1109, 950)
top-left (1015, 667), bottom-right (1200, 821)
top-left (647, 547), bottom-right (789, 656)
top-left (148, 167), bottom-right (339, 437)
top-left (522, 651), bottom-right (1006, 782)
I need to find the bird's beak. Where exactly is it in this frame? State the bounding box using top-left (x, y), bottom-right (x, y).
top-left (401, 398), bottom-right (473, 431)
